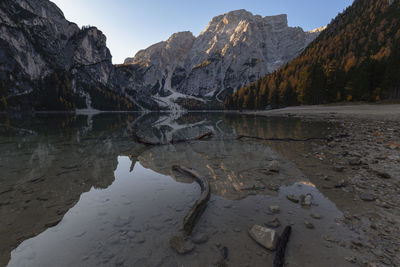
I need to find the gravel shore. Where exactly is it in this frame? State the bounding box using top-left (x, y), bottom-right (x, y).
top-left (248, 104), bottom-right (400, 121)
top-left (252, 104), bottom-right (400, 266)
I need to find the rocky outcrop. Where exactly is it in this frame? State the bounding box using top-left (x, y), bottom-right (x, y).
top-left (123, 10), bottom-right (323, 106)
top-left (0, 0), bottom-right (145, 111)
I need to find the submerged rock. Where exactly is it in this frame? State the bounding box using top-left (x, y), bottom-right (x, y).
top-left (249, 225), bottom-right (279, 251)
top-left (191, 233), bottom-right (209, 244)
top-left (304, 221), bottom-right (315, 229)
top-left (286, 194), bottom-right (299, 203)
top-left (269, 205), bottom-right (280, 213)
top-left (310, 213), bottom-right (322, 220)
top-left (233, 227), bottom-right (242, 233)
top-left (169, 236), bottom-right (195, 254)
top-left (360, 192), bottom-right (375, 202)
top-left (267, 184), bottom-right (280, 192)
top-left (265, 218), bottom-right (281, 228)
top-left (268, 160), bottom-right (280, 173)
top-left (301, 194), bottom-right (313, 207)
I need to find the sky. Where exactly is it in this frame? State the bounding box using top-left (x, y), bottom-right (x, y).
top-left (51, 0), bottom-right (354, 64)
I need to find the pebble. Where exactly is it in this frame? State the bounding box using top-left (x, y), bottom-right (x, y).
top-left (348, 158), bottom-right (361, 166)
top-left (133, 235), bottom-right (146, 244)
top-left (169, 236), bottom-right (195, 254)
top-left (249, 225), bottom-right (279, 250)
top-left (269, 205), bottom-right (280, 213)
top-left (233, 227), bottom-right (242, 233)
top-left (265, 217), bottom-right (281, 228)
top-left (335, 179), bottom-right (347, 188)
top-left (267, 160), bottom-right (280, 172)
top-left (301, 194), bottom-right (313, 207)
top-left (333, 165), bottom-right (345, 172)
top-left (360, 192), bottom-right (375, 202)
top-left (286, 194), bottom-right (299, 203)
top-left (267, 184), bottom-right (280, 192)
top-left (373, 169), bottom-right (391, 179)
top-left (223, 203), bottom-right (233, 209)
top-left (310, 213), bottom-right (322, 220)
top-left (304, 221), bottom-right (315, 229)
top-left (191, 233), bottom-right (209, 244)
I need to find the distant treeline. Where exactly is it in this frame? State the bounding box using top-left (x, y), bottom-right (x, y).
top-left (225, 0), bottom-right (400, 110)
top-left (1, 70), bottom-right (137, 112)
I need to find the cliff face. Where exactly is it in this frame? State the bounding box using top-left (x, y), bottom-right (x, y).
top-left (0, 0), bottom-right (142, 111)
top-left (123, 10), bottom-right (322, 106)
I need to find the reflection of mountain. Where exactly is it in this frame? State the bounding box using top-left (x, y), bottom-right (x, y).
top-left (0, 114), bottom-right (144, 266)
top-left (133, 113), bottom-right (334, 199)
top-left (130, 113), bottom-right (333, 199)
top-left (0, 112), bottom-right (333, 266)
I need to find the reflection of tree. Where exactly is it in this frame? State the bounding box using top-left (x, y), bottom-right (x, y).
top-left (223, 114), bottom-right (333, 140)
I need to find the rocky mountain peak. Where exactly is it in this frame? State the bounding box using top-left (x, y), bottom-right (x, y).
top-left (165, 31), bottom-right (195, 49)
top-left (204, 9), bottom-right (253, 28)
top-left (200, 10), bottom-right (288, 37)
top-left (122, 9), bottom-right (322, 106)
top-left (263, 14), bottom-right (288, 29)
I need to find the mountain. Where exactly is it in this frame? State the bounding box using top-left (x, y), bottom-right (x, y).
top-left (0, 0), bottom-right (158, 112)
top-left (0, 1), bottom-right (322, 112)
top-left (121, 10), bottom-right (322, 110)
top-left (226, 0), bottom-right (400, 110)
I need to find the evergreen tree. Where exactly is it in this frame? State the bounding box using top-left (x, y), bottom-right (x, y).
top-left (227, 0), bottom-right (400, 109)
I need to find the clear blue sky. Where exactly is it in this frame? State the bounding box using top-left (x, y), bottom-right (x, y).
top-left (52, 0), bottom-right (354, 64)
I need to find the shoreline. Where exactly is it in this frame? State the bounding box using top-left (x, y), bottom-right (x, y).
top-left (248, 103), bottom-right (400, 266)
top-left (244, 104), bottom-right (400, 121)
top-left (1, 103), bottom-right (400, 120)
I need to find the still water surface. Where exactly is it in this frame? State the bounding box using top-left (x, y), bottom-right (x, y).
top-left (0, 113), bottom-right (357, 266)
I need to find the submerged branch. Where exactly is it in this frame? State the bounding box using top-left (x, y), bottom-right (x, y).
top-left (172, 165), bottom-right (210, 237)
top-left (237, 134), bottom-right (349, 142)
top-left (131, 131), bottom-right (213, 146)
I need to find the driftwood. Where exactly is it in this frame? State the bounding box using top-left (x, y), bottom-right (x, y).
top-left (172, 165), bottom-right (211, 237)
top-left (273, 226), bottom-right (292, 267)
top-left (131, 131), bottom-right (213, 146)
top-left (237, 134), bottom-right (349, 142)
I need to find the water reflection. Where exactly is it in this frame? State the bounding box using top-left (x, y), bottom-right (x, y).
top-left (0, 113), bottom-right (355, 267)
top-left (8, 159), bottom-right (198, 267)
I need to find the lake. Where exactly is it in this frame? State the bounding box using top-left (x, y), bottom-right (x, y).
top-left (0, 112), bottom-right (358, 266)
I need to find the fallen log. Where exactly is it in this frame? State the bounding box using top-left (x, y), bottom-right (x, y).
top-left (172, 165), bottom-right (211, 237)
top-left (273, 226), bottom-right (292, 267)
top-left (131, 131), bottom-right (213, 146)
top-left (237, 134), bottom-right (349, 142)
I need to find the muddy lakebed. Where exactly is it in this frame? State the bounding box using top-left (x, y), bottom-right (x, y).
top-left (0, 112), bottom-right (398, 267)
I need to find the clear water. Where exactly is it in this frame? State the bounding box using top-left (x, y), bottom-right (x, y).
top-left (0, 113), bottom-right (357, 267)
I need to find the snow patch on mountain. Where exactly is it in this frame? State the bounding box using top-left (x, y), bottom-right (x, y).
top-left (122, 9), bottom-right (323, 109)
